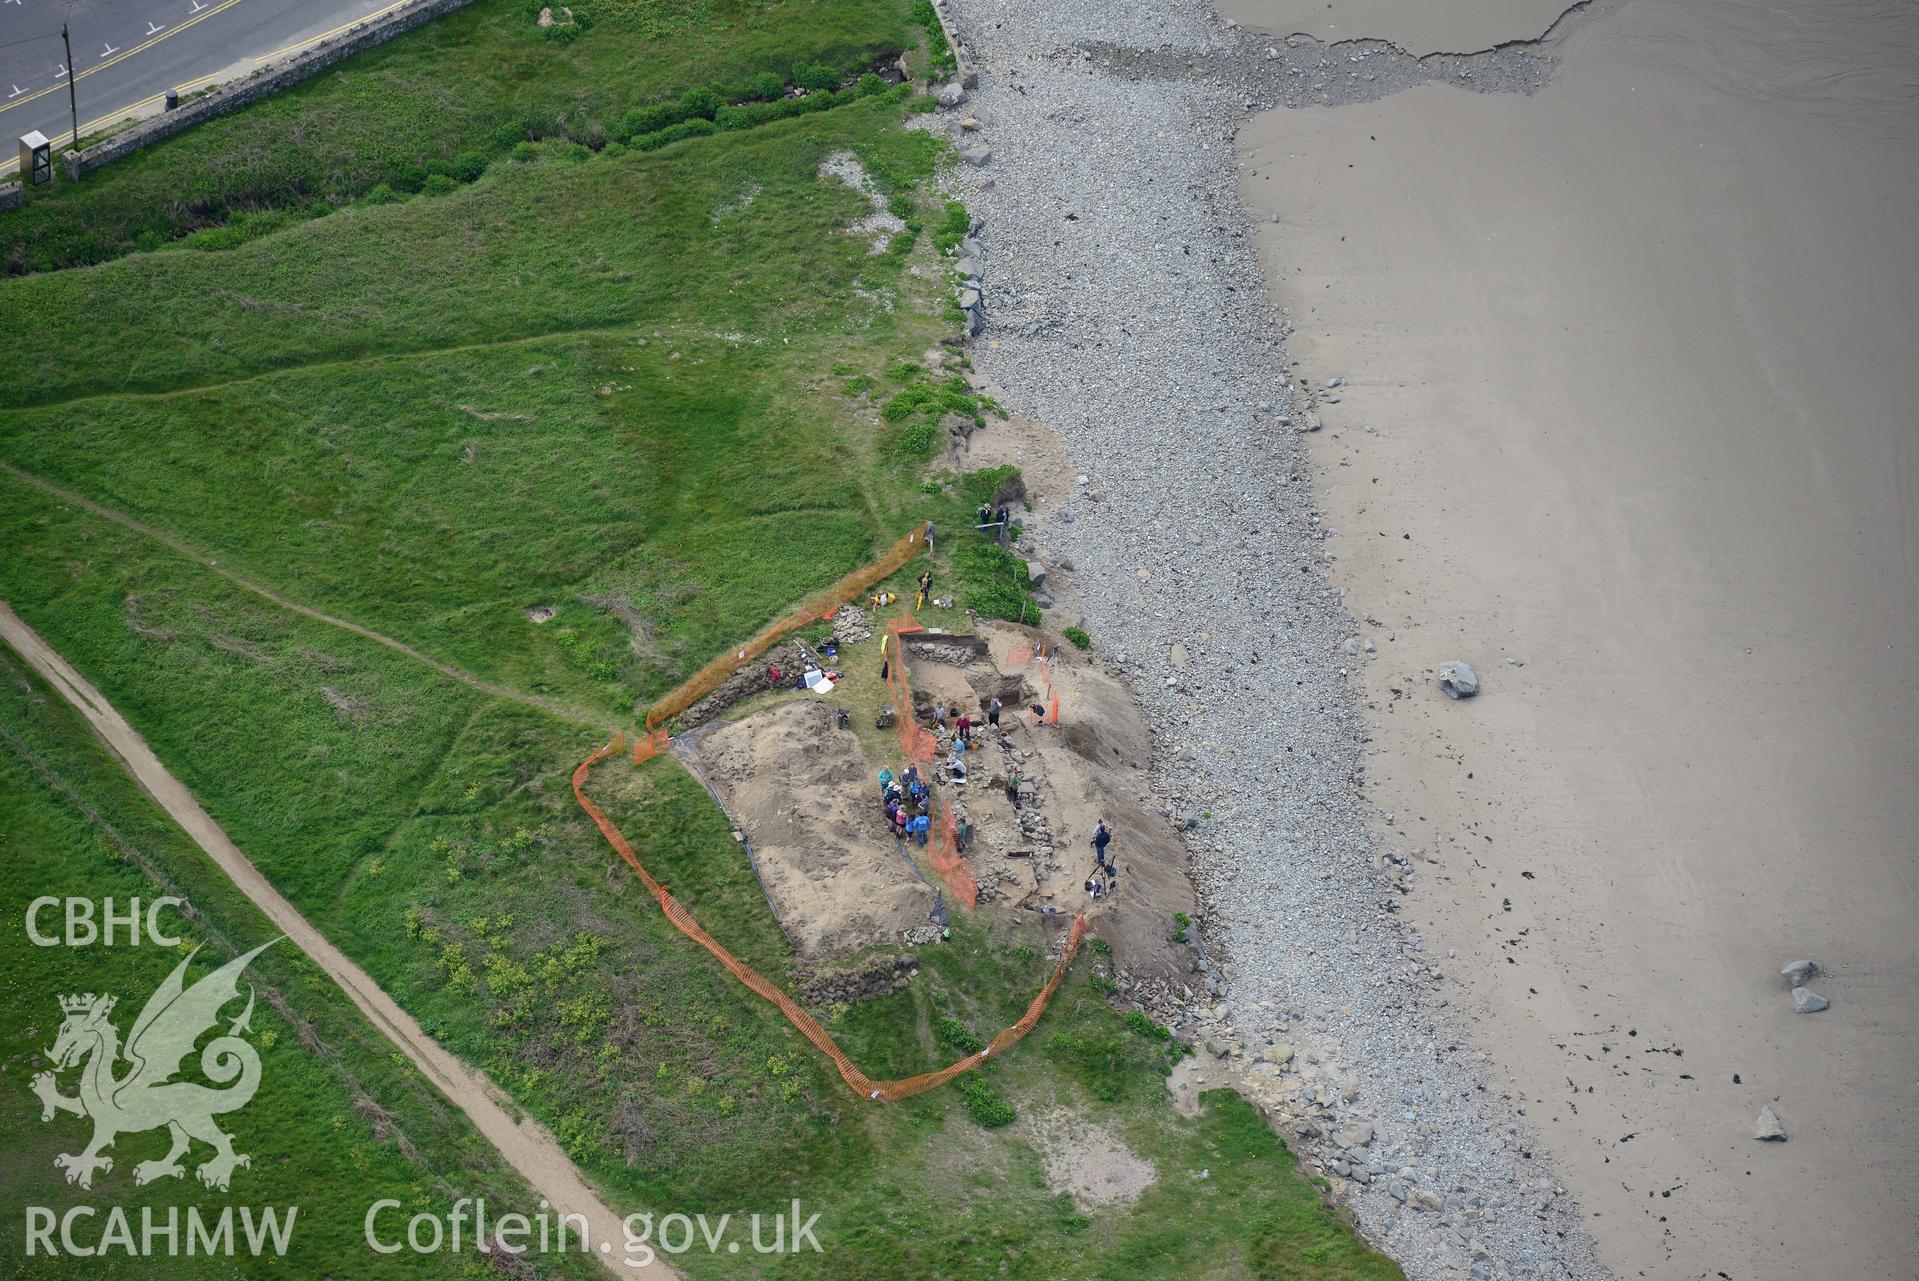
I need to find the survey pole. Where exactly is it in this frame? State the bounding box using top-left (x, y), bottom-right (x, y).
top-left (62, 23), bottom-right (78, 152)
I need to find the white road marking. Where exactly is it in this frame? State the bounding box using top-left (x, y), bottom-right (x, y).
top-left (53, 63), bottom-right (68, 79)
top-left (6, 85), bottom-right (22, 100)
top-left (100, 41), bottom-right (120, 57)
top-left (146, 20), bottom-right (166, 34)
top-left (189, 0), bottom-right (208, 11)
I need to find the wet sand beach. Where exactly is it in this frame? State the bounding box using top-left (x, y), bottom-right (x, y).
top-left (1238, 0), bottom-right (1919, 1276)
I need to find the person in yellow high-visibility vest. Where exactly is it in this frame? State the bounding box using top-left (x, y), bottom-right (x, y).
top-left (879, 631), bottom-right (890, 683)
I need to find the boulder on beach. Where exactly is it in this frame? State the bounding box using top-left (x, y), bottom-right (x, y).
top-left (1438, 661), bottom-right (1479, 699)
top-left (1781, 958), bottom-right (1820, 985)
top-left (1754, 1105), bottom-right (1787, 1141)
top-left (1337, 1120), bottom-right (1374, 1149)
top-left (1791, 986), bottom-right (1830, 1013)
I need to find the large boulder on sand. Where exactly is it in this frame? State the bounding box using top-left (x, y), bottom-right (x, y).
top-left (1437, 661), bottom-right (1479, 699)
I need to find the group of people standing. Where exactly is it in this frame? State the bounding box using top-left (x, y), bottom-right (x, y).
top-left (975, 501), bottom-right (1015, 543)
top-left (932, 696), bottom-right (1001, 743)
top-left (879, 765), bottom-right (933, 845)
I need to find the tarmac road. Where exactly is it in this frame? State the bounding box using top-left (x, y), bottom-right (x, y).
top-left (1, 0), bottom-right (409, 176)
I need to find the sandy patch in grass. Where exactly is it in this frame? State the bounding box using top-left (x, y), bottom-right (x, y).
top-left (1020, 1109), bottom-right (1156, 1212)
top-left (818, 151), bottom-right (906, 254)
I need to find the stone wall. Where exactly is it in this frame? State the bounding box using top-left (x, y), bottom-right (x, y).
top-left (927, 0), bottom-right (979, 88)
top-left (61, 0), bottom-right (474, 182)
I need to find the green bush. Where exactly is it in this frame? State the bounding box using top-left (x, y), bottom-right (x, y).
top-left (738, 97), bottom-right (804, 127)
top-left (1064, 626), bottom-right (1091, 650)
top-left (450, 151), bottom-right (490, 183)
top-left (794, 62), bottom-right (839, 92)
top-left (883, 419), bottom-right (942, 462)
top-left (1123, 1010), bottom-right (1174, 1042)
top-left (748, 70), bottom-right (786, 101)
top-left (931, 199), bottom-right (971, 254)
top-left (422, 173), bottom-right (458, 196)
top-left (857, 72), bottom-right (886, 97)
top-left (392, 162), bottom-right (429, 193)
top-left (618, 103), bottom-right (679, 140)
top-left (631, 118), bottom-right (719, 152)
top-left (956, 1073), bottom-right (1016, 1128)
top-left (936, 1016), bottom-right (983, 1054)
top-left (881, 373), bottom-right (1000, 428)
top-left (949, 538), bottom-right (1035, 622)
top-left (907, 95), bottom-right (938, 115)
top-left (363, 183), bottom-right (398, 205)
top-left (680, 85), bottom-right (723, 120)
top-left (960, 464), bottom-right (1020, 509)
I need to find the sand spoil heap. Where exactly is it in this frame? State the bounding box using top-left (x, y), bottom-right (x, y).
top-left (692, 700), bottom-right (935, 958)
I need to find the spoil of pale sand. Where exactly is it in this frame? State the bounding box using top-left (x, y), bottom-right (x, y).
top-left (692, 700), bottom-right (935, 957)
top-left (1240, 0), bottom-right (1919, 1277)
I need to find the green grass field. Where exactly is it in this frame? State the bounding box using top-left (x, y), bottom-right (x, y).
top-left (0, 648), bottom-right (604, 1280)
top-left (1, 0), bottom-right (922, 272)
top-left (0, 1), bottom-right (1400, 1277)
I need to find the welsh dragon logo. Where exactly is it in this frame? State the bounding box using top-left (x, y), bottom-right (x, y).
top-left (31, 939), bottom-right (278, 1192)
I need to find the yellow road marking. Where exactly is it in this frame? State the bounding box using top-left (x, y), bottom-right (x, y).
top-left (0, 0), bottom-right (412, 177)
top-left (0, 0), bottom-right (252, 121)
top-left (246, 0), bottom-right (413, 64)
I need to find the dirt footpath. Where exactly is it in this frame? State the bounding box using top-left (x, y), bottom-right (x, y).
top-left (0, 600), bottom-right (653, 1279)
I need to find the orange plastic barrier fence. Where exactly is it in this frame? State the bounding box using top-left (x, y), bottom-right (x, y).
top-left (1003, 641), bottom-right (1061, 725)
top-left (574, 740), bottom-right (1087, 1101)
top-left (1037, 650), bottom-right (1060, 725)
top-left (643, 527), bottom-right (929, 734)
top-left (885, 618), bottom-right (978, 907)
